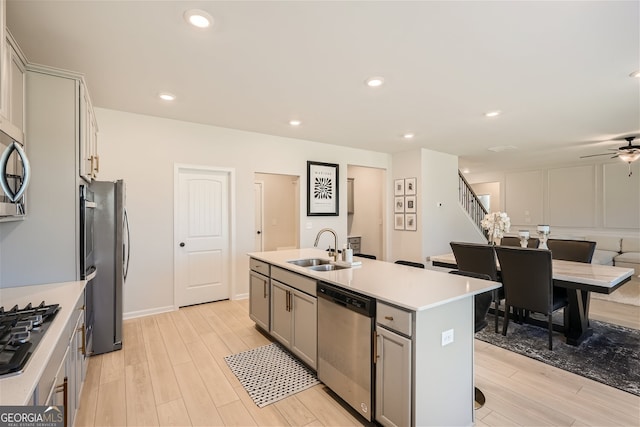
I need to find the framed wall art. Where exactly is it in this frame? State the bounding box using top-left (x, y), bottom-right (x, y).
top-left (405, 177), bottom-right (417, 195)
top-left (394, 179), bottom-right (405, 196)
top-left (307, 161), bottom-right (339, 216)
top-left (405, 213), bottom-right (417, 231)
top-left (394, 213), bottom-right (405, 230)
top-left (405, 195), bottom-right (416, 213)
top-left (394, 196), bottom-right (405, 213)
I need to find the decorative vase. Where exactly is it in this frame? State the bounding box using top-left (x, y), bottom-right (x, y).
top-left (492, 237), bottom-right (501, 246)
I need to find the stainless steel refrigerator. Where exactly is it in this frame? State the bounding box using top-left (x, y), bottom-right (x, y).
top-left (89, 179), bottom-right (129, 355)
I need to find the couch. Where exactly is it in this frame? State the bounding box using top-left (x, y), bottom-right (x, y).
top-left (586, 235), bottom-right (640, 272)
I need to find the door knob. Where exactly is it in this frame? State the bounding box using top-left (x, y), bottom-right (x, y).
top-left (179, 242), bottom-right (185, 247)
top-left (256, 231), bottom-right (262, 235)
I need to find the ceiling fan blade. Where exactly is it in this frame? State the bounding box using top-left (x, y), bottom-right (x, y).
top-left (580, 153), bottom-right (614, 158)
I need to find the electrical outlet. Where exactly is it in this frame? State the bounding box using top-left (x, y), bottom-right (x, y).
top-left (441, 329), bottom-right (454, 346)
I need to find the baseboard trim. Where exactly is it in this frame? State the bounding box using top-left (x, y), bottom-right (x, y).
top-left (124, 305), bottom-right (175, 320)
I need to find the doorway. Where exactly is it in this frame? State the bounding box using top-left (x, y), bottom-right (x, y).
top-left (347, 165), bottom-right (385, 260)
top-left (174, 165), bottom-right (232, 308)
top-left (254, 173), bottom-right (299, 251)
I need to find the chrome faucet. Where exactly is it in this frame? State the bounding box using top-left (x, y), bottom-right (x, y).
top-left (314, 228), bottom-right (338, 261)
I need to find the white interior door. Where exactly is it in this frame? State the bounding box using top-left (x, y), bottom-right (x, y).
top-left (176, 167), bottom-right (230, 307)
top-left (254, 181), bottom-right (264, 251)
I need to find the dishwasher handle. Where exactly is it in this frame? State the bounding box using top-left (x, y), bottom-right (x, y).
top-left (317, 281), bottom-right (375, 317)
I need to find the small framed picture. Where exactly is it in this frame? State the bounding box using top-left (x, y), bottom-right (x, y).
top-left (394, 213), bottom-right (405, 230)
top-left (394, 179), bottom-right (405, 196)
top-left (405, 177), bottom-right (417, 195)
top-left (405, 213), bottom-right (417, 231)
top-left (405, 196), bottom-right (416, 213)
top-left (394, 196), bottom-right (405, 213)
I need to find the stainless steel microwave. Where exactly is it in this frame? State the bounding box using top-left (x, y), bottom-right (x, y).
top-left (0, 129), bottom-right (31, 220)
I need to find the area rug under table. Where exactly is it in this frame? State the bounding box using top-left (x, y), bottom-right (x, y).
top-left (224, 343), bottom-right (320, 407)
top-left (476, 315), bottom-right (640, 396)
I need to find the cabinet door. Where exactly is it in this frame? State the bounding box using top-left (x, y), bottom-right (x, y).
top-left (90, 112), bottom-right (98, 178)
top-left (270, 281), bottom-right (292, 347)
top-left (376, 327), bottom-right (412, 427)
top-left (0, 0), bottom-right (6, 121)
top-left (249, 271), bottom-right (270, 330)
top-left (291, 290), bottom-right (317, 369)
top-left (79, 83), bottom-right (93, 181)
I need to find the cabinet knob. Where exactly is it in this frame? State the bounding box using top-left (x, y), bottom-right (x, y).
top-left (179, 242), bottom-right (185, 247)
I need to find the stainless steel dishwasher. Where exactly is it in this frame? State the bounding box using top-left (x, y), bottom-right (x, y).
top-left (317, 281), bottom-right (376, 421)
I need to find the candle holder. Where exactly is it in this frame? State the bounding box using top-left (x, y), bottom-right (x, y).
top-left (537, 225), bottom-right (550, 249)
top-left (518, 230), bottom-right (530, 248)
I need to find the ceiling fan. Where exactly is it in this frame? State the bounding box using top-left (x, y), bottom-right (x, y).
top-left (580, 136), bottom-right (640, 176)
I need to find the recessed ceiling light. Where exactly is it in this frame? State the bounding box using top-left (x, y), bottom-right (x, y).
top-left (403, 133), bottom-right (415, 140)
top-left (184, 9), bottom-right (213, 28)
top-left (365, 76), bottom-right (385, 87)
top-left (630, 70), bottom-right (640, 78)
top-left (488, 145), bottom-right (517, 152)
top-left (159, 92), bottom-right (175, 101)
top-left (289, 120), bottom-right (301, 126)
top-left (484, 110), bottom-right (501, 118)
top-left (462, 168), bottom-right (470, 174)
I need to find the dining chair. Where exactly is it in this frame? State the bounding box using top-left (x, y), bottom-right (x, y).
top-left (449, 242), bottom-right (501, 332)
top-left (500, 236), bottom-right (540, 248)
top-left (394, 260), bottom-right (425, 269)
top-left (494, 246), bottom-right (568, 350)
top-left (546, 239), bottom-right (597, 263)
top-left (448, 269), bottom-right (493, 410)
top-left (354, 253), bottom-right (376, 260)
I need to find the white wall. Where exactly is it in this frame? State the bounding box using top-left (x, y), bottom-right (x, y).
top-left (420, 149), bottom-right (485, 258)
top-left (95, 108), bottom-right (390, 317)
top-left (391, 149), bottom-right (483, 264)
top-left (466, 161), bottom-right (640, 238)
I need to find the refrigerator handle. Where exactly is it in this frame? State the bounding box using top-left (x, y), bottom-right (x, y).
top-left (123, 209), bottom-right (131, 282)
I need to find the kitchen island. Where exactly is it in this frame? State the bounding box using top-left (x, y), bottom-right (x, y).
top-left (248, 248), bottom-right (500, 427)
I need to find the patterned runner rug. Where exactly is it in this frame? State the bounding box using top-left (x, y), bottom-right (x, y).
top-left (477, 314), bottom-right (640, 396)
top-left (224, 343), bottom-right (320, 407)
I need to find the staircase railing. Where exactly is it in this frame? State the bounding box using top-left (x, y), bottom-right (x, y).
top-left (458, 171), bottom-right (488, 239)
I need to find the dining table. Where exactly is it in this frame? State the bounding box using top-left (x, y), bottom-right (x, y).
top-left (430, 252), bottom-right (635, 346)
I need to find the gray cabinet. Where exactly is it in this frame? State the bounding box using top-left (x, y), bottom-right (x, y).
top-left (0, 31), bottom-right (26, 143)
top-left (249, 258), bottom-right (270, 331)
top-left (347, 236), bottom-right (361, 254)
top-left (1, 66), bottom-right (90, 285)
top-left (376, 302), bottom-right (412, 427)
top-left (270, 266), bottom-right (317, 369)
top-left (79, 82), bottom-right (99, 181)
top-left (37, 290), bottom-right (87, 427)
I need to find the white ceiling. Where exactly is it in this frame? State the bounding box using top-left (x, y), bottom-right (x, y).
top-left (6, 0), bottom-right (640, 173)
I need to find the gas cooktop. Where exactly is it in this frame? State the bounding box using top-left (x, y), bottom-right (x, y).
top-left (0, 302), bottom-right (60, 378)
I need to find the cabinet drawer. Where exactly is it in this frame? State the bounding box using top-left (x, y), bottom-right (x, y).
top-left (271, 266), bottom-right (316, 296)
top-left (250, 258), bottom-right (270, 276)
top-left (377, 302), bottom-right (412, 337)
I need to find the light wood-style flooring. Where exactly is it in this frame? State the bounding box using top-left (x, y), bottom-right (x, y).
top-left (76, 298), bottom-right (640, 427)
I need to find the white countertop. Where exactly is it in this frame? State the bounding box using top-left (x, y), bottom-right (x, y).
top-left (0, 280), bottom-right (86, 405)
top-left (248, 248), bottom-right (500, 312)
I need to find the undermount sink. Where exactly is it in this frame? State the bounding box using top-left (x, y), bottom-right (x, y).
top-left (287, 258), bottom-right (331, 267)
top-left (308, 264), bottom-right (349, 271)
